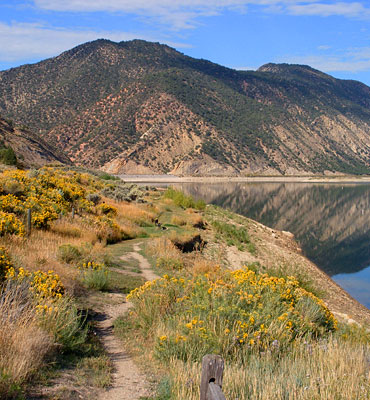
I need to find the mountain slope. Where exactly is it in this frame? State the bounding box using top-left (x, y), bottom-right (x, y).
top-left (1, 39), bottom-right (370, 175)
top-left (0, 116), bottom-right (70, 167)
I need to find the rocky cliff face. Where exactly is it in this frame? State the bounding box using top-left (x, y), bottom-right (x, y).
top-left (1, 40), bottom-right (370, 175)
top-left (0, 116), bottom-right (70, 167)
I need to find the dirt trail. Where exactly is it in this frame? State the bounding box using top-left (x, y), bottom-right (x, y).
top-left (99, 242), bottom-right (159, 400)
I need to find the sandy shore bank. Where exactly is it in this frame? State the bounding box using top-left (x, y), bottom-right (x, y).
top-left (119, 174), bottom-right (370, 184)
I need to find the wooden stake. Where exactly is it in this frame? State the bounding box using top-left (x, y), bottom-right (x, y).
top-left (200, 354), bottom-right (226, 400)
top-left (26, 209), bottom-right (31, 236)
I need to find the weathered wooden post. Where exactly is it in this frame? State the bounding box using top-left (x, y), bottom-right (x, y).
top-left (71, 207), bottom-right (75, 219)
top-left (26, 209), bottom-right (32, 236)
top-left (200, 354), bottom-right (226, 400)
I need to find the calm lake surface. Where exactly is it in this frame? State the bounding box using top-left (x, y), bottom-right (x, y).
top-left (163, 182), bottom-right (370, 309)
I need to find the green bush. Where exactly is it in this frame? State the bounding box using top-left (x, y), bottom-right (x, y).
top-left (57, 244), bottom-right (82, 264)
top-left (37, 296), bottom-right (88, 352)
top-left (99, 172), bottom-right (120, 181)
top-left (164, 188), bottom-right (205, 211)
top-left (81, 267), bottom-right (110, 291)
top-left (0, 147), bottom-right (17, 166)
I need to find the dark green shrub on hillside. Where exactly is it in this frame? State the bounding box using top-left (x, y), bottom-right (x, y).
top-left (99, 172), bottom-right (120, 181)
top-left (0, 146), bottom-right (17, 166)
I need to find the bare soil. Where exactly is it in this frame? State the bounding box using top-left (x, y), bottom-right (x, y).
top-left (99, 242), bottom-right (159, 400)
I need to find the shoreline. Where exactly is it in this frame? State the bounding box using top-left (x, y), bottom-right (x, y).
top-left (119, 174), bottom-right (370, 184)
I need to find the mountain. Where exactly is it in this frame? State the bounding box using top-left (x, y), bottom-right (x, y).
top-left (1, 39), bottom-right (370, 175)
top-left (0, 116), bottom-right (70, 167)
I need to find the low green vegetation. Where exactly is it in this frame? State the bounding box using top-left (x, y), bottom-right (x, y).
top-left (163, 187), bottom-right (206, 210)
top-left (211, 219), bottom-right (255, 252)
top-left (108, 269), bottom-right (145, 294)
top-left (79, 262), bottom-right (110, 291)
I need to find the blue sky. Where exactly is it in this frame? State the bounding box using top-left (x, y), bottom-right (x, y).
top-left (1, 1), bottom-right (370, 85)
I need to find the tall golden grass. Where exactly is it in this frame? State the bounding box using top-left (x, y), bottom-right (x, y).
top-left (112, 201), bottom-right (157, 227)
top-left (0, 282), bottom-right (53, 398)
top-left (146, 237), bottom-right (182, 260)
top-left (170, 337), bottom-right (370, 399)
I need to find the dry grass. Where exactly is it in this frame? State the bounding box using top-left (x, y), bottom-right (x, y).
top-left (117, 220), bottom-right (146, 239)
top-left (147, 237), bottom-right (182, 260)
top-left (171, 210), bottom-right (205, 229)
top-left (185, 209), bottom-right (204, 225)
top-left (171, 215), bottom-right (187, 226)
top-left (0, 282), bottom-right (53, 397)
top-left (191, 258), bottom-right (221, 276)
top-left (0, 216), bottom-right (106, 293)
top-left (113, 201), bottom-right (157, 227)
top-left (50, 220), bottom-right (82, 238)
top-left (169, 337), bottom-right (370, 399)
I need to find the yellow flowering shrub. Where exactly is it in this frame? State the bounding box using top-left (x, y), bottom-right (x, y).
top-left (6, 267), bottom-right (65, 300)
top-left (0, 246), bottom-right (13, 282)
top-left (97, 203), bottom-right (117, 216)
top-left (0, 211), bottom-right (25, 236)
top-left (93, 215), bottom-right (124, 244)
top-left (78, 261), bottom-right (105, 271)
top-left (127, 267), bottom-right (337, 363)
top-left (0, 167), bottom-right (113, 234)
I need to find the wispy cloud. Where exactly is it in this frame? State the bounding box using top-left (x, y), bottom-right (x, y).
top-left (318, 45), bottom-right (331, 50)
top-left (0, 21), bottom-right (189, 63)
top-left (32, 1), bottom-right (370, 30)
top-left (288, 2), bottom-right (370, 18)
top-left (278, 47), bottom-right (370, 73)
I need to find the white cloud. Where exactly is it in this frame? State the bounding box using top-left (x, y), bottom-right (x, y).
top-left (0, 21), bottom-right (189, 63)
top-left (278, 50), bottom-right (370, 73)
top-left (31, 1), bottom-right (370, 30)
top-left (318, 45), bottom-right (331, 50)
top-left (288, 2), bottom-right (370, 17)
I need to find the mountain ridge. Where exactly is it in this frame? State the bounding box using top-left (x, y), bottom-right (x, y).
top-left (0, 116), bottom-right (71, 167)
top-left (1, 39), bottom-right (370, 175)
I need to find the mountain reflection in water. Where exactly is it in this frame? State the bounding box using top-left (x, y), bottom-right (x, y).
top-left (172, 182), bottom-right (370, 278)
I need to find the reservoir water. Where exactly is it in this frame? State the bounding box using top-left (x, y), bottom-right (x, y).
top-left (165, 182), bottom-right (370, 309)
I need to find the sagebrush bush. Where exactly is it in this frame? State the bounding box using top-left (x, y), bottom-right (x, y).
top-left (87, 193), bottom-right (101, 205)
top-left (57, 244), bottom-right (82, 264)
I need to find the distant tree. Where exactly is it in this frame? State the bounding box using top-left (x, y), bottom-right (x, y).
top-left (0, 146), bottom-right (17, 165)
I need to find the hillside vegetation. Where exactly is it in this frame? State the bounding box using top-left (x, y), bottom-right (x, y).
top-left (0, 115), bottom-right (70, 168)
top-left (1, 40), bottom-right (370, 175)
top-left (0, 167), bottom-right (368, 399)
